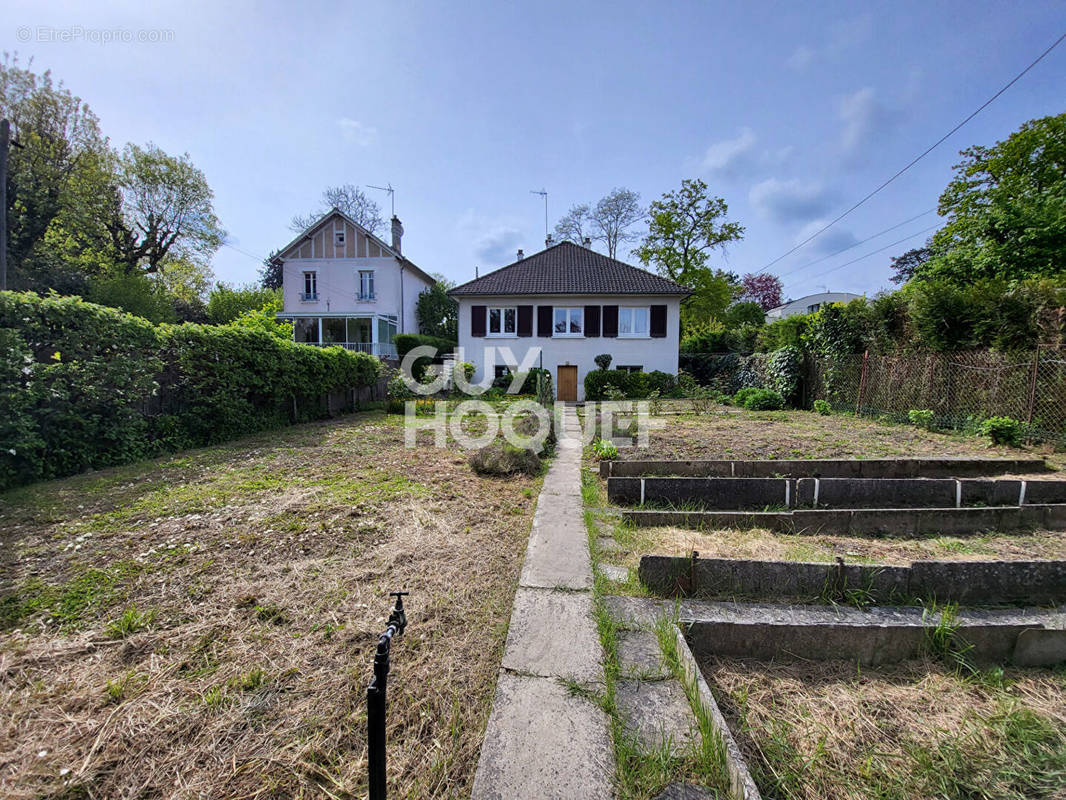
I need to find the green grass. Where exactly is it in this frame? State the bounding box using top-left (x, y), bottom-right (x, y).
top-left (104, 604), bottom-right (157, 639)
top-left (0, 562), bottom-right (141, 632)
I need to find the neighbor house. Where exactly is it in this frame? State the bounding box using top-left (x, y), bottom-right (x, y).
top-left (765, 290), bottom-right (864, 321)
top-left (450, 240), bottom-right (690, 401)
top-left (273, 209), bottom-right (434, 358)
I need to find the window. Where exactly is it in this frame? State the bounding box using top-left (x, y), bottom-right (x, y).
top-left (553, 307), bottom-right (584, 335)
top-left (293, 317), bottom-right (319, 343)
top-left (323, 317), bottom-right (346, 343)
top-left (488, 306), bottom-right (517, 335)
top-left (302, 272), bottom-right (318, 301)
top-left (359, 270), bottom-right (375, 300)
top-left (618, 307), bottom-right (649, 336)
top-left (377, 316), bottom-right (397, 345)
top-left (807, 303), bottom-right (821, 313)
top-left (616, 365), bottom-right (643, 374)
top-left (335, 230), bottom-right (345, 246)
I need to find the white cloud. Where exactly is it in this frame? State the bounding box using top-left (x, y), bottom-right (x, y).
top-left (794, 219), bottom-right (860, 254)
top-left (786, 45), bottom-right (815, 71)
top-left (701, 127), bottom-right (757, 174)
top-left (749, 178), bottom-right (832, 224)
top-left (459, 210), bottom-right (526, 266)
top-left (337, 117), bottom-right (377, 147)
top-left (838, 87), bottom-right (889, 156)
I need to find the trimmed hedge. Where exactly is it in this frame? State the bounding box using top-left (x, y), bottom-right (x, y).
top-left (394, 333), bottom-right (455, 382)
top-left (0, 291), bottom-right (383, 490)
top-left (584, 368), bottom-right (664, 400)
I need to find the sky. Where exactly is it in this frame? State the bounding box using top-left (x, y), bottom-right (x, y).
top-left (4, 1), bottom-right (1065, 302)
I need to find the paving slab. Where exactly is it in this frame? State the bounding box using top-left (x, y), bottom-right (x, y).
top-left (618, 629), bottom-right (670, 679)
top-left (617, 679), bottom-right (698, 752)
top-left (600, 563), bottom-right (630, 583)
top-left (471, 672), bottom-right (613, 800)
top-left (520, 502), bottom-right (591, 590)
top-left (502, 588), bottom-right (602, 681)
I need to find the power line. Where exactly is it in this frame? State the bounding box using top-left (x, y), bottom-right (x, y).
top-left (788, 222), bottom-right (942, 289)
top-left (761, 30), bottom-right (1066, 272)
top-left (221, 241), bottom-right (268, 263)
top-left (777, 208), bottom-right (936, 279)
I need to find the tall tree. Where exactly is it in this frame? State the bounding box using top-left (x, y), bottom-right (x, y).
top-left (259, 250), bottom-right (282, 290)
top-left (888, 244), bottom-right (933, 284)
top-left (0, 54), bottom-right (113, 290)
top-left (917, 113), bottom-right (1066, 284)
top-left (290, 184), bottom-right (384, 234)
top-left (416, 274), bottom-right (458, 340)
top-left (634, 178), bottom-right (744, 284)
top-left (590, 188), bottom-right (645, 258)
top-left (553, 203), bottom-right (591, 245)
top-left (106, 143), bottom-right (225, 276)
top-left (740, 273), bottom-right (783, 310)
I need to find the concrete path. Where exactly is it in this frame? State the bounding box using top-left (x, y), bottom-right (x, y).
top-left (472, 406), bottom-right (614, 800)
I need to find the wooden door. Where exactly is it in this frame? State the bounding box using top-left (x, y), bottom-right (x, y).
top-left (557, 365), bottom-right (578, 402)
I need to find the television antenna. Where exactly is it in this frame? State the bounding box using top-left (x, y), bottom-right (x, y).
top-left (367, 183), bottom-right (396, 217)
top-left (530, 188), bottom-right (548, 239)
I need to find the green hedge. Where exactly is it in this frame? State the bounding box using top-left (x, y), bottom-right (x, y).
top-left (394, 332), bottom-right (455, 382)
top-left (0, 291), bottom-right (383, 490)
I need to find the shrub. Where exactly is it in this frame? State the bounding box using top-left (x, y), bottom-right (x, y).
top-left (645, 370), bottom-right (678, 397)
top-left (813, 399), bottom-right (832, 416)
top-left (689, 385), bottom-right (718, 414)
top-left (626, 371), bottom-right (650, 399)
top-left (590, 438), bottom-right (619, 460)
top-left (469, 442), bottom-right (541, 476)
top-left (594, 353), bottom-right (613, 370)
top-left (394, 333), bottom-right (455, 382)
top-left (736, 387), bottom-right (784, 411)
top-left (978, 416), bottom-right (1023, 446)
top-left (766, 345), bottom-right (803, 406)
top-left (0, 291), bottom-right (383, 490)
top-left (584, 369), bottom-right (629, 401)
top-left (908, 409), bottom-right (935, 430)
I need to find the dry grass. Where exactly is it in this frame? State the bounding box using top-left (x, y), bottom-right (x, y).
top-left (613, 525), bottom-right (1066, 568)
top-left (701, 656), bottom-right (1066, 800)
top-left (616, 408), bottom-right (1065, 472)
top-left (0, 410), bottom-right (540, 799)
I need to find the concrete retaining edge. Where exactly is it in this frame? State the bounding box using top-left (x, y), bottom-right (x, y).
top-left (638, 554), bottom-right (1066, 605)
top-left (671, 624), bottom-right (761, 800)
top-left (622, 504), bottom-right (1066, 535)
top-left (601, 457), bottom-right (1049, 479)
top-left (607, 476), bottom-right (1066, 510)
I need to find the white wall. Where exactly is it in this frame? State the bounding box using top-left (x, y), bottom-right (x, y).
top-left (282, 256), bottom-right (432, 332)
top-left (456, 294), bottom-right (682, 401)
top-left (766, 292), bottom-right (863, 320)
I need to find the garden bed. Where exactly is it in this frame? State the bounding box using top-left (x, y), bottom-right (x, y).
top-left (0, 410), bottom-right (539, 799)
top-left (701, 656), bottom-right (1066, 800)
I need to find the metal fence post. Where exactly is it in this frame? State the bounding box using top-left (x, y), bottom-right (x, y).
top-left (367, 591), bottom-right (409, 800)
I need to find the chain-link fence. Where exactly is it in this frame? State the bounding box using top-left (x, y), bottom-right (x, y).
top-left (680, 349), bottom-right (1066, 446)
top-left (810, 349), bottom-right (1066, 445)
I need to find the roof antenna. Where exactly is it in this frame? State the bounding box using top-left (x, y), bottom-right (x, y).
top-left (530, 188), bottom-right (548, 241)
top-left (475, 265), bottom-right (479, 278)
top-left (367, 183), bottom-right (396, 217)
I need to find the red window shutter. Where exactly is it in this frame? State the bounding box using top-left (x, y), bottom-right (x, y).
top-left (471, 305), bottom-right (486, 337)
top-left (537, 305), bottom-right (553, 337)
top-left (650, 305), bottom-right (667, 338)
top-left (602, 305), bottom-right (619, 338)
top-left (584, 305), bottom-right (601, 337)
top-left (517, 305), bottom-right (533, 337)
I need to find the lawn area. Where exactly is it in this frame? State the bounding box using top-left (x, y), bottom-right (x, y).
top-left (702, 656), bottom-right (1066, 800)
top-left (0, 410), bottom-right (540, 799)
top-left (615, 407), bottom-right (1066, 469)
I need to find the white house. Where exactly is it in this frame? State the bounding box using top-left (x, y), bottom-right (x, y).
top-left (765, 291), bottom-right (864, 321)
top-left (450, 241), bottom-right (690, 402)
top-left (273, 208), bottom-right (435, 358)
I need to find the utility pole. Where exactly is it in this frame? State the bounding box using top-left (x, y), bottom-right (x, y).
top-left (1, 119), bottom-right (9, 291)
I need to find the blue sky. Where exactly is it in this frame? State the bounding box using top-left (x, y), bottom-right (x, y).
top-left (4, 1), bottom-right (1065, 301)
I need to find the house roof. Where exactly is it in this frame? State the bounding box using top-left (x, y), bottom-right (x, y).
top-left (449, 241), bottom-right (690, 297)
top-left (270, 207), bottom-right (435, 285)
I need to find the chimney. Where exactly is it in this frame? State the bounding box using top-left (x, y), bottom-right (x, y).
top-left (517, 248), bottom-right (524, 260)
top-left (545, 234), bottom-right (553, 248)
top-left (582, 236), bottom-right (591, 248)
top-left (391, 215), bottom-right (404, 255)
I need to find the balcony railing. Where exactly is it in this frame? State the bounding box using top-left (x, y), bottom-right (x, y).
top-left (308, 341), bottom-right (398, 358)
top-left (300, 292), bottom-right (318, 301)
top-left (358, 293), bottom-right (376, 301)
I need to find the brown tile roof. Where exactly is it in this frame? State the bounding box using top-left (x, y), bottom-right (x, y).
top-left (449, 241), bottom-right (690, 297)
